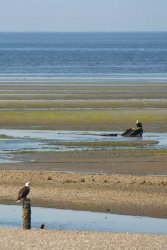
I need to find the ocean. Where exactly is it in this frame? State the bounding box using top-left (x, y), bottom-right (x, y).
top-left (0, 32), bottom-right (167, 82)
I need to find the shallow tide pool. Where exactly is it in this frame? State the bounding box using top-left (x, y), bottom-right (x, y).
top-left (0, 130), bottom-right (166, 164)
top-left (0, 204), bottom-right (167, 234)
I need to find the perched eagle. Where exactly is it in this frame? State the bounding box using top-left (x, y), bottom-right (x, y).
top-left (136, 120), bottom-right (143, 136)
top-left (17, 182), bottom-right (30, 202)
top-left (136, 120), bottom-right (143, 128)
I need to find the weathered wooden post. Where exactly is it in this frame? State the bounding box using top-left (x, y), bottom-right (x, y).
top-left (22, 198), bottom-right (31, 229)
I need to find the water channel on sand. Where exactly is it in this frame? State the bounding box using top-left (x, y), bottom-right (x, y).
top-left (0, 204), bottom-right (167, 234)
top-left (0, 129), bottom-right (166, 164)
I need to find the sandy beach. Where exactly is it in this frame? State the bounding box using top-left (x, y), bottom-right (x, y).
top-left (1, 169), bottom-right (167, 218)
top-left (0, 229), bottom-right (167, 250)
top-left (0, 81), bottom-right (167, 248)
top-left (0, 81), bottom-right (167, 216)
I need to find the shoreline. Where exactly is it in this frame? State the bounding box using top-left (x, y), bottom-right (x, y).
top-left (0, 81), bottom-right (167, 236)
top-left (2, 148), bottom-right (167, 175)
top-left (1, 169), bottom-right (167, 218)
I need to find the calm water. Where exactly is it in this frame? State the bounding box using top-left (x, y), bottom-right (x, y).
top-left (0, 130), bottom-right (167, 165)
top-left (1, 204), bottom-right (167, 234)
top-left (0, 32), bottom-right (167, 82)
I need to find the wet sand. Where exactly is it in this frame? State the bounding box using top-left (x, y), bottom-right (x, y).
top-left (1, 149), bottom-right (167, 175)
top-left (0, 81), bottom-right (166, 132)
top-left (0, 81), bottom-right (167, 248)
top-left (1, 169), bottom-right (167, 218)
top-left (0, 81), bottom-right (167, 218)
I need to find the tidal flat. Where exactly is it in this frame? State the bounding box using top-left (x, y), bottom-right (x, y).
top-left (0, 81), bottom-right (167, 219)
top-left (0, 82), bottom-right (167, 132)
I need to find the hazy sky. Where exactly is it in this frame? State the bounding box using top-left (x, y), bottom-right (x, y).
top-left (0, 0), bottom-right (167, 32)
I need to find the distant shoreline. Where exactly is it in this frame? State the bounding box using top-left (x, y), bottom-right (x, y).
top-left (1, 78), bottom-right (167, 83)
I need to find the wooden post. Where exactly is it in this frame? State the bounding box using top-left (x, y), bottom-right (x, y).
top-left (22, 198), bottom-right (31, 229)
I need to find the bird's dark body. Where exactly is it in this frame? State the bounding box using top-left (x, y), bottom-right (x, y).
top-left (17, 186), bottom-right (30, 201)
top-left (136, 122), bottom-right (143, 128)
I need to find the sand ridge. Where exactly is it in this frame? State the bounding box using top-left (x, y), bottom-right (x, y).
top-left (1, 169), bottom-right (167, 218)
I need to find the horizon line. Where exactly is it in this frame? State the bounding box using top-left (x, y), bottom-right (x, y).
top-left (0, 30), bottom-right (167, 33)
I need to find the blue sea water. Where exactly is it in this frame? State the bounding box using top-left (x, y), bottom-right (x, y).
top-left (0, 32), bottom-right (167, 82)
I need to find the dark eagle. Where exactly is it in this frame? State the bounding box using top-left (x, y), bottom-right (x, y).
top-left (17, 182), bottom-right (30, 202)
top-left (136, 120), bottom-right (143, 136)
top-left (136, 120), bottom-right (143, 128)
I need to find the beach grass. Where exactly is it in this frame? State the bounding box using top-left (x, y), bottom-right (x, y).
top-left (0, 81), bottom-right (166, 132)
top-left (0, 109), bottom-right (166, 131)
top-left (49, 140), bottom-right (158, 147)
top-left (0, 134), bottom-right (12, 139)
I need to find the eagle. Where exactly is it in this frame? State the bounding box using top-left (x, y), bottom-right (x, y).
top-left (136, 120), bottom-right (143, 128)
top-left (136, 120), bottom-right (143, 136)
top-left (17, 182), bottom-right (30, 202)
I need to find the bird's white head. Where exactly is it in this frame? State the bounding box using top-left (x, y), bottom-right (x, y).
top-left (25, 182), bottom-right (30, 187)
top-left (136, 120), bottom-right (139, 123)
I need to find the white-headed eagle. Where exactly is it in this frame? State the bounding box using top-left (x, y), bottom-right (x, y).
top-left (17, 182), bottom-right (30, 202)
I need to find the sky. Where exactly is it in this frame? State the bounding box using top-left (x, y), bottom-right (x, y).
top-left (0, 0), bottom-right (167, 32)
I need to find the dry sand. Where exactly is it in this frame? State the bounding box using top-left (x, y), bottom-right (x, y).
top-left (1, 169), bottom-right (167, 218)
top-left (0, 229), bottom-right (167, 250)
